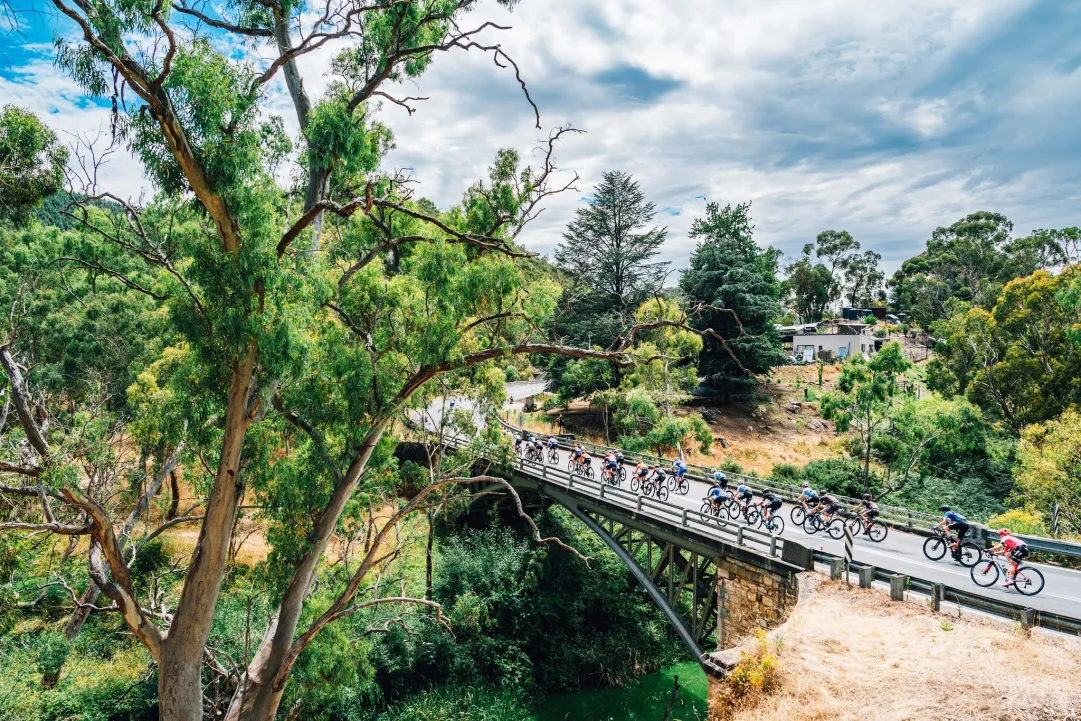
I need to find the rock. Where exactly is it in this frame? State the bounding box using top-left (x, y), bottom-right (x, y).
top-left (719, 437), bottom-right (729, 449)
top-left (699, 409), bottom-right (719, 424)
top-left (804, 419), bottom-right (828, 431)
top-left (786, 402), bottom-right (802, 414)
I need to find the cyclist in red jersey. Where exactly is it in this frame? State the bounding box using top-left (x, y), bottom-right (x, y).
top-left (990, 528), bottom-right (1030, 588)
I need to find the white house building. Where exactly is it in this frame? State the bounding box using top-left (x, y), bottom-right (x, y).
top-left (792, 324), bottom-right (879, 362)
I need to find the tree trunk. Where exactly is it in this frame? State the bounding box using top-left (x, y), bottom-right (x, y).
top-left (425, 509), bottom-right (434, 603)
top-left (225, 420), bottom-right (389, 721)
top-left (158, 353), bottom-right (255, 721)
top-left (167, 470), bottom-right (180, 521)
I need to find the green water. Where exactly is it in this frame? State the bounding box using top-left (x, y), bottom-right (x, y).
top-left (533, 662), bottom-right (708, 721)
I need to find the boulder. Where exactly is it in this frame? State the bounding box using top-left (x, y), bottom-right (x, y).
top-left (785, 402), bottom-right (802, 414)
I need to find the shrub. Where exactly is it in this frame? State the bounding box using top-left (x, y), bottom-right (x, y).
top-left (719, 458), bottom-right (744, 474)
top-left (714, 630), bottom-right (779, 719)
top-left (769, 463), bottom-right (800, 483)
top-left (504, 365), bottom-right (519, 382)
top-left (987, 509), bottom-right (1048, 536)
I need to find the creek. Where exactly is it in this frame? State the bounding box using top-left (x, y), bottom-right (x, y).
top-left (533, 661), bottom-right (708, 720)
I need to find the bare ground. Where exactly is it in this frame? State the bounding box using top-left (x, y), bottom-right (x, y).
top-left (725, 579), bottom-right (1081, 721)
top-left (514, 365), bottom-right (852, 475)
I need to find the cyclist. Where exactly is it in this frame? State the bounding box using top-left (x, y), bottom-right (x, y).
top-left (755, 488), bottom-right (783, 525)
top-left (614, 449), bottom-right (625, 466)
top-left (547, 435), bottom-right (559, 451)
top-left (817, 492), bottom-right (840, 522)
top-left (603, 451), bottom-right (620, 482)
top-left (798, 482), bottom-right (820, 513)
top-left (990, 528), bottom-right (1030, 588)
top-left (634, 461), bottom-right (650, 484)
top-left (672, 457), bottom-right (688, 483)
top-left (513, 433), bottom-right (523, 454)
top-left (649, 464), bottom-right (667, 488)
top-left (570, 443), bottom-right (584, 463)
top-left (853, 493), bottom-right (879, 535)
top-left (936, 506), bottom-right (969, 559)
top-left (706, 478), bottom-right (727, 514)
top-left (521, 437), bottom-right (534, 457)
top-left (733, 481), bottom-right (754, 514)
top-left (577, 450), bottom-right (592, 473)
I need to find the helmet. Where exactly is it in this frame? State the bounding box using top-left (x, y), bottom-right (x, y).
top-left (862, 493), bottom-right (872, 500)
top-left (763, 488), bottom-right (772, 494)
top-left (801, 482), bottom-right (809, 488)
top-left (998, 528), bottom-right (1010, 537)
top-left (939, 505), bottom-right (951, 512)
top-left (654, 464), bottom-right (661, 469)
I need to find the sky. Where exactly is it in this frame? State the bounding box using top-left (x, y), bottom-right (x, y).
top-left (3, 0), bottom-right (1081, 276)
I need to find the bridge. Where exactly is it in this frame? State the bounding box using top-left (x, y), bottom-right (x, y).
top-left (421, 392), bottom-right (1081, 673)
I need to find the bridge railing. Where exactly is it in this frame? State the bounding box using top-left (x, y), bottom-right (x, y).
top-left (455, 430), bottom-right (788, 560)
top-left (499, 417), bottom-right (1081, 559)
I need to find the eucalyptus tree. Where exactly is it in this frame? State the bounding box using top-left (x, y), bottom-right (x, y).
top-left (0, 2), bottom-right (731, 719)
top-left (0, 105), bottom-right (68, 227)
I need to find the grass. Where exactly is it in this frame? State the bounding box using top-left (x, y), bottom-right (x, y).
top-left (723, 579), bottom-right (1081, 721)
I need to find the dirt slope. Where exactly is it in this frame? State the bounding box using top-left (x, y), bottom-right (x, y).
top-left (721, 579), bottom-right (1081, 721)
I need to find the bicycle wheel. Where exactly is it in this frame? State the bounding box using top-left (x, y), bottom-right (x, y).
top-left (790, 505), bottom-right (807, 526)
top-left (665, 475), bottom-right (676, 491)
top-left (867, 521), bottom-right (888, 543)
top-left (566, 458), bottom-right (575, 472)
top-left (630, 477), bottom-right (640, 493)
top-left (677, 477), bottom-right (689, 495)
top-left (970, 557), bottom-right (999, 587)
top-left (765, 515), bottom-right (785, 535)
top-left (585, 466), bottom-right (595, 480)
top-left (826, 518), bottom-right (845, 540)
top-left (549, 450), bottom-right (559, 464)
top-left (618, 467), bottom-right (627, 482)
top-left (700, 500), bottom-right (714, 517)
top-left (725, 501), bottom-right (742, 520)
top-left (1013, 566), bottom-right (1045, 596)
top-left (805, 513), bottom-right (822, 535)
top-left (656, 485), bottom-right (670, 502)
top-left (957, 542), bottom-right (981, 567)
top-left (923, 536), bottom-right (947, 561)
top-left (643, 480), bottom-right (655, 497)
top-left (844, 515), bottom-right (862, 537)
top-left (745, 508), bottom-right (761, 526)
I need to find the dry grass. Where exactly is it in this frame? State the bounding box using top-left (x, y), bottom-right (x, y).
top-left (725, 580), bottom-right (1081, 721)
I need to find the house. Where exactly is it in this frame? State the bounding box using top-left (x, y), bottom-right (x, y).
top-left (792, 324), bottom-right (879, 362)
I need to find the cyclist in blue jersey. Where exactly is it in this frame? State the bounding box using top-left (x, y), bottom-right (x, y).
top-left (672, 458), bottom-right (688, 481)
top-left (706, 473), bottom-right (728, 514)
top-left (547, 436), bottom-right (558, 450)
top-left (798, 482), bottom-right (820, 513)
top-left (936, 505), bottom-right (970, 559)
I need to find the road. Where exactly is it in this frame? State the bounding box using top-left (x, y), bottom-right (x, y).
top-left (419, 392), bottom-right (1081, 620)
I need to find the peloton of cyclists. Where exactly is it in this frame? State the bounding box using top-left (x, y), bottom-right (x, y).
top-left (989, 527), bottom-right (1030, 588)
top-left (936, 506), bottom-right (970, 560)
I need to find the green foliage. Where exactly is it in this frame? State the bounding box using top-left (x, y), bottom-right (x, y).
top-left (679, 201), bottom-right (787, 397)
top-left (719, 458), bottom-right (745, 474)
top-left (926, 266), bottom-right (1081, 433)
top-left (35, 633), bottom-right (72, 680)
top-left (797, 458), bottom-right (877, 498)
top-left (1013, 409), bottom-right (1081, 536)
top-left (0, 106), bottom-right (68, 227)
top-left (782, 249), bottom-right (832, 323)
top-left (861, 314), bottom-right (877, 325)
top-left (987, 509), bottom-right (1048, 536)
top-left (379, 685), bottom-right (532, 721)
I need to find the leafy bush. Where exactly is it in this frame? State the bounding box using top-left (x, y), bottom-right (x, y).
top-left (798, 458), bottom-right (875, 498)
top-left (504, 365), bottom-right (519, 382)
top-left (719, 458), bottom-right (745, 474)
top-left (987, 509), bottom-right (1048, 536)
top-left (769, 463), bottom-right (800, 483)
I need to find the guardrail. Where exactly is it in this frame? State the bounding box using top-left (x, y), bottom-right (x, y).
top-left (499, 417), bottom-right (1081, 559)
top-left (811, 550), bottom-right (1081, 636)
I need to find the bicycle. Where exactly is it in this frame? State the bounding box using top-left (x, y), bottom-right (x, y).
top-left (726, 497), bottom-right (758, 525)
top-left (547, 447), bottom-right (559, 464)
top-left (790, 501), bottom-right (817, 528)
top-left (601, 465), bottom-right (621, 486)
top-left (804, 507), bottom-right (845, 539)
top-left (969, 553), bottom-right (1044, 596)
top-left (747, 504), bottom-right (785, 535)
top-left (844, 511), bottom-right (888, 543)
top-left (524, 446), bottom-right (543, 463)
top-left (633, 474), bottom-right (669, 501)
top-left (570, 458), bottom-right (594, 479)
top-left (922, 527), bottom-right (981, 566)
top-left (700, 496), bottom-right (731, 525)
top-left (666, 472), bottom-right (690, 495)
